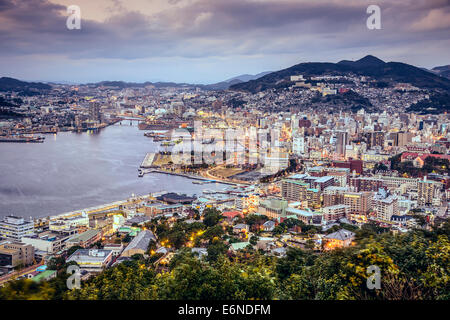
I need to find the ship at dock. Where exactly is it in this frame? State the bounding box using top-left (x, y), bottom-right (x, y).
top-left (0, 135), bottom-right (45, 143)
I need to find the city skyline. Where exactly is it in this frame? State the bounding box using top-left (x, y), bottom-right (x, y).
top-left (0, 0), bottom-right (449, 304)
top-left (1, 0), bottom-right (450, 83)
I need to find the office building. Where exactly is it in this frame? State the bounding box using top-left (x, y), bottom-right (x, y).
top-left (0, 242), bottom-right (35, 269)
top-left (336, 131), bottom-right (348, 156)
top-left (0, 216), bottom-right (34, 241)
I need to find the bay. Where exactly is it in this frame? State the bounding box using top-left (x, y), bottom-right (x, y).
top-left (0, 122), bottom-right (226, 219)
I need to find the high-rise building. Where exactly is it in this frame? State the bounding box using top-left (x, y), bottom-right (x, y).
top-left (292, 135), bottom-right (305, 156)
top-left (349, 177), bottom-right (384, 192)
top-left (0, 216), bottom-right (35, 241)
top-left (282, 179), bottom-right (309, 202)
top-left (343, 192), bottom-right (373, 215)
top-left (372, 189), bottom-right (398, 221)
top-left (331, 159), bottom-right (363, 175)
top-left (393, 131), bottom-right (411, 147)
top-left (89, 101), bottom-right (101, 122)
top-left (336, 131), bottom-right (348, 156)
top-left (367, 131), bottom-right (384, 148)
top-left (418, 178), bottom-right (438, 206)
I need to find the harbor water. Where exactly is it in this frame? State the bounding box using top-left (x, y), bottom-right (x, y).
top-left (0, 122), bottom-right (227, 219)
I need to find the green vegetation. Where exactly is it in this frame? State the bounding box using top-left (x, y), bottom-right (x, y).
top-left (1, 218), bottom-right (448, 300)
top-left (407, 92), bottom-right (450, 114)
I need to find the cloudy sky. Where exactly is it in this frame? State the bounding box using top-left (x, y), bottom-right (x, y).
top-left (1, 0), bottom-right (449, 84)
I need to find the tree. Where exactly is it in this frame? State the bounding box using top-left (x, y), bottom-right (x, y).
top-left (3, 218), bottom-right (448, 301)
top-left (249, 235), bottom-right (259, 246)
top-left (47, 256), bottom-right (66, 271)
top-left (123, 234), bottom-right (132, 243)
top-left (168, 230), bottom-right (188, 249)
top-left (66, 245), bottom-right (83, 257)
top-left (202, 225), bottom-right (224, 242)
top-left (203, 208), bottom-right (222, 227)
top-left (276, 247), bottom-right (315, 281)
top-left (206, 241), bottom-right (229, 263)
top-left (131, 253), bottom-right (145, 261)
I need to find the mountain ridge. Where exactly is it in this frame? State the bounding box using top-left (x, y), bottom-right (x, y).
top-left (431, 65), bottom-right (450, 79)
top-left (230, 55), bottom-right (450, 93)
top-left (0, 77), bottom-right (51, 92)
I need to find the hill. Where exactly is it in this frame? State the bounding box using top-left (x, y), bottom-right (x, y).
top-left (88, 72), bottom-right (272, 91)
top-left (204, 71), bottom-right (271, 90)
top-left (89, 80), bottom-right (195, 89)
top-left (230, 55), bottom-right (450, 93)
top-left (0, 77), bottom-right (51, 93)
top-left (407, 92), bottom-right (450, 114)
top-left (432, 65), bottom-right (450, 79)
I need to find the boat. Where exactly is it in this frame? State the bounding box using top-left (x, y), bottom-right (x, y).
top-left (0, 135), bottom-right (45, 143)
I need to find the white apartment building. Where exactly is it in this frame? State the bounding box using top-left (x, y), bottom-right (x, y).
top-left (0, 216), bottom-right (34, 241)
top-left (293, 135), bottom-right (305, 156)
top-left (373, 195), bottom-right (399, 221)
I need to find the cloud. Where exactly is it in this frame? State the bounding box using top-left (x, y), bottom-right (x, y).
top-left (0, 0), bottom-right (449, 82)
top-left (410, 7), bottom-right (450, 31)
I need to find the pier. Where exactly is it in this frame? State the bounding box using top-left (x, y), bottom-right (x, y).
top-left (138, 168), bottom-right (242, 186)
top-left (49, 194), bottom-right (154, 221)
top-left (140, 152), bottom-right (156, 168)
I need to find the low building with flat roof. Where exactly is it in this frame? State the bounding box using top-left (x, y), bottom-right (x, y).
top-left (0, 242), bottom-right (35, 269)
top-left (21, 231), bottom-right (72, 255)
top-left (66, 229), bottom-right (101, 248)
top-left (66, 249), bottom-right (113, 272)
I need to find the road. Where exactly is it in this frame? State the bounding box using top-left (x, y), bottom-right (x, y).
top-left (0, 260), bottom-right (45, 286)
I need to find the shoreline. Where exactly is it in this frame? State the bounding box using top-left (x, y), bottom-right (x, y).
top-left (1, 171), bottom-right (231, 222)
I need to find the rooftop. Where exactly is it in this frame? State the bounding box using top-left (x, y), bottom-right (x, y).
top-left (230, 242), bottom-right (251, 251)
top-left (325, 229), bottom-right (355, 241)
top-left (286, 207), bottom-right (319, 217)
top-left (67, 249), bottom-right (113, 263)
top-left (123, 230), bottom-right (156, 253)
top-left (67, 229), bottom-right (100, 243)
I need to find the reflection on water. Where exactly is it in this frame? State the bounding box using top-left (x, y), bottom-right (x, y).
top-left (0, 122), bottom-right (226, 218)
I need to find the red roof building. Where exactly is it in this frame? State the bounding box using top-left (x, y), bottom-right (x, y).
top-left (222, 211), bottom-right (244, 221)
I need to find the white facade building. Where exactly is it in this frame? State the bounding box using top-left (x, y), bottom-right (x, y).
top-left (0, 216), bottom-right (34, 241)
